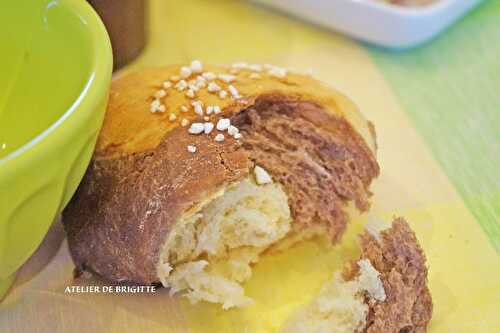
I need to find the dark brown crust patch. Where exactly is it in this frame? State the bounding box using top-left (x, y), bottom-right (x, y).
top-left (233, 95), bottom-right (379, 242)
top-left (346, 218), bottom-right (433, 333)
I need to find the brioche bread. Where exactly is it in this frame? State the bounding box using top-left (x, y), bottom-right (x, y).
top-left (63, 62), bottom-right (381, 308)
top-left (281, 218), bottom-right (432, 333)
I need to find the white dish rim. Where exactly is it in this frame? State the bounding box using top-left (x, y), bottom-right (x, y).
top-left (353, 0), bottom-right (464, 16)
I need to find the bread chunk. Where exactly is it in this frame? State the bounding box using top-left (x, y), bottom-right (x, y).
top-left (281, 218), bottom-right (432, 333)
top-left (159, 177), bottom-right (291, 309)
top-left (63, 63), bottom-right (380, 309)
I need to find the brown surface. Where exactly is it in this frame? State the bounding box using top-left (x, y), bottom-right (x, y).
top-left (63, 65), bottom-right (379, 284)
top-left (232, 96), bottom-right (379, 242)
top-left (88, 0), bottom-right (147, 70)
top-left (345, 218), bottom-right (433, 333)
top-left (63, 128), bottom-right (249, 283)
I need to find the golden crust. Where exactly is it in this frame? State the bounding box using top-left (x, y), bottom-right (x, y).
top-left (97, 65), bottom-right (376, 159)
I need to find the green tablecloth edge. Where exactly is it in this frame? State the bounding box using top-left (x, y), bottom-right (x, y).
top-left (368, 0), bottom-right (500, 252)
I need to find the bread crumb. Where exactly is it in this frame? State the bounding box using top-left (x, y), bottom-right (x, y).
top-left (181, 118), bottom-right (189, 127)
top-left (159, 178), bottom-right (291, 309)
top-left (280, 259), bottom-right (385, 333)
top-left (254, 165), bottom-right (272, 185)
top-left (161, 262), bottom-right (172, 275)
top-left (214, 133), bottom-right (225, 142)
top-left (213, 106), bottom-right (222, 114)
top-left (162, 81), bottom-right (172, 89)
top-left (169, 113), bottom-right (177, 122)
top-left (187, 145), bottom-right (196, 153)
top-left (186, 89), bottom-right (196, 98)
top-left (180, 105), bottom-right (188, 113)
top-left (280, 273), bottom-right (367, 333)
top-left (170, 75), bottom-right (180, 82)
top-left (357, 259), bottom-right (386, 301)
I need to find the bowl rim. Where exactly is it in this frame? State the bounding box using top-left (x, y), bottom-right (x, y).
top-left (0, 0), bottom-right (112, 166)
top-left (353, 0), bottom-right (481, 16)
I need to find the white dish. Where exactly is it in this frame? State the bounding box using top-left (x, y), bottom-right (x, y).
top-left (252, 0), bottom-right (483, 49)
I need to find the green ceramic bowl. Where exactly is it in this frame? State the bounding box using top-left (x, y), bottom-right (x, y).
top-left (0, 0), bottom-right (112, 299)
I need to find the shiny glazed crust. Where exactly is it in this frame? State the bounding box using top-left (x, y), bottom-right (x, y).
top-left (95, 65), bottom-right (377, 159)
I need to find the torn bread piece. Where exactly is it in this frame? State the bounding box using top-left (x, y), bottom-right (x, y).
top-left (160, 177), bottom-right (291, 309)
top-left (63, 62), bottom-right (379, 309)
top-left (281, 218), bottom-right (432, 333)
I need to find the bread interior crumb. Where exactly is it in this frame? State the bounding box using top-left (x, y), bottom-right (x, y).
top-left (279, 259), bottom-right (385, 333)
top-left (158, 176), bottom-right (291, 309)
